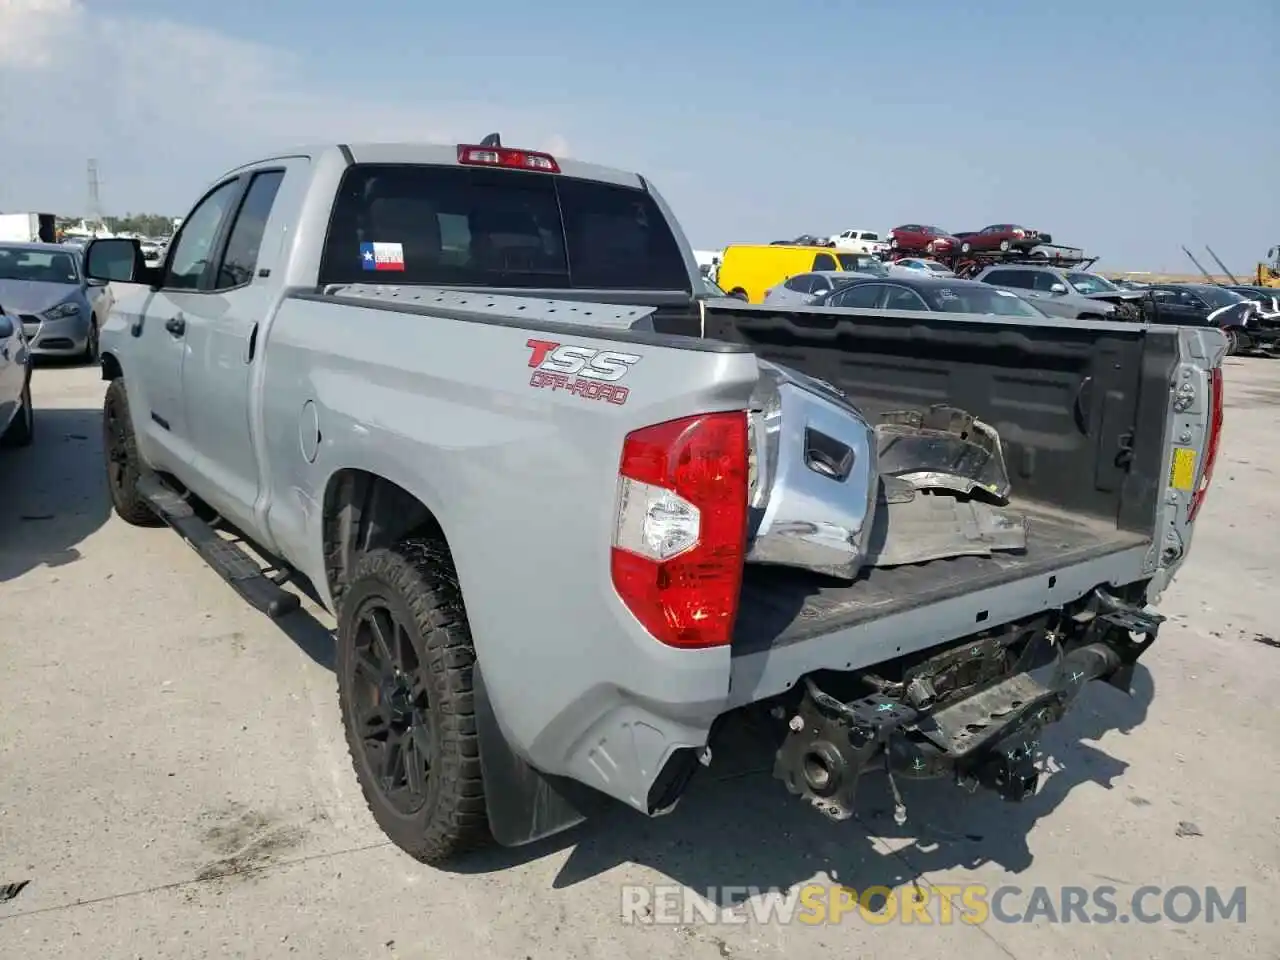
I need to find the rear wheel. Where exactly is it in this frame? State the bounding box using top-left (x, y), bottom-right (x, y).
top-left (728, 288), bottom-right (749, 301)
top-left (1, 375), bottom-right (34, 448)
top-left (960, 241), bottom-right (972, 254)
top-left (999, 239), bottom-right (1011, 252)
top-left (102, 379), bottom-right (162, 526)
top-left (337, 537), bottom-right (491, 864)
top-left (1224, 327), bottom-right (1247, 355)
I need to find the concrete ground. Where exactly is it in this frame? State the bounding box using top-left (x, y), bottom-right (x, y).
top-left (1, 358), bottom-right (1277, 960)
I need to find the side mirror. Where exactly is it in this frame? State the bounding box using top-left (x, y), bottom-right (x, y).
top-left (85, 237), bottom-right (152, 285)
top-left (1049, 282), bottom-right (1067, 294)
top-left (0, 314), bottom-right (13, 339)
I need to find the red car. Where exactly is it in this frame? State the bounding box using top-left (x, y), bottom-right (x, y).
top-left (888, 224), bottom-right (958, 255)
top-left (954, 224), bottom-right (1052, 254)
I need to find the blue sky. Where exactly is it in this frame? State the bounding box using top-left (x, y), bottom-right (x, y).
top-left (1, 0), bottom-right (1276, 273)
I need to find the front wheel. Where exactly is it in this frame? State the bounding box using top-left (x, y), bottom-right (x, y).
top-left (102, 379), bottom-right (162, 525)
top-left (960, 241), bottom-right (972, 254)
top-left (1, 375), bottom-right (34, 448)
top-left (1223, 327), bottom-right (1248, 355)
top-left (337, 537), bottom-right (491, 864)
top-left (999, 239), bottom-right (1011, 252)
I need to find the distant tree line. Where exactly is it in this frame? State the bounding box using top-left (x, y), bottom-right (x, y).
top-left (54, 213), bottom-right (175, 236)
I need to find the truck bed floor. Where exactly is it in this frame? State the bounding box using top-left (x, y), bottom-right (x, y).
top-left (734, 500), bottom-right (1149, 655)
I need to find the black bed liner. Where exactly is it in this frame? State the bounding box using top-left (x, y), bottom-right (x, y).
top-left (678, 303), bottom-right (1179, 658)
top-left (734, 500), bottom-right (1148, 654)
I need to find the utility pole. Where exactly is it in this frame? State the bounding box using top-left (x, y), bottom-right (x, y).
top-left (87, 158), bottom-right (104, 232)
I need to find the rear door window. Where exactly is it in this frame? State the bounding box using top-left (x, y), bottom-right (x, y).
top-left (320, 164), bottom-right (691, 291)
top-left (832, 283), bottom-right (885, 308)
top-left (812, 253), bottom-right (838, 271)
top-left (884, 285), bottom-right (928, 310)
top-left (215, 170), bottom-right (285, 289)
top-left (985, 269), bottom-right (1033, 289)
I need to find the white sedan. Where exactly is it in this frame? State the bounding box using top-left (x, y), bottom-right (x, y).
top-left (887, 257), bottom-right (956, 279)
top-left (762, 267), bottom-right (886, 306)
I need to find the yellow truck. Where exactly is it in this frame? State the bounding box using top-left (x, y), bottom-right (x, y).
top-left (716, 244), bottom-right (883, 303)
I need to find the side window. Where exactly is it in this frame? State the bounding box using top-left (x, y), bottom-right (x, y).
top-left (215, 170), bottom-right (285, 289)
top-left (1003, 271), bottom-right (1036, 289)
top-left (833, 283), bottom-right (884, 309)
top-left (983, 269), bottom-right (1019, 287)
top-left (1031, 272), bottom-right (1062, 292)
top-left (813, 253), bottom-right (838, 271)
top-left (810, 277), bottom-right (832, 294)
top-left (884, 286), bottom-right (928, 310)
top-left (785, 275), bottom-right (814, 293)
top-left (165, 179), bottom-right (242, 291)
top-left (859, 232), bottom-right (879, 242)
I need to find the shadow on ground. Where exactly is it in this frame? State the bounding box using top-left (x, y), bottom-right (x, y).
top-left (0, 406), bottom-right (111, 582)
top-left (446, 665), bottom-right (1155, 900)
top-left (269, 574), bottom-right (1158, 897)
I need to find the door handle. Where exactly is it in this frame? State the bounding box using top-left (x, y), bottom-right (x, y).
top-left (165, 315), bottom-right (186, 336)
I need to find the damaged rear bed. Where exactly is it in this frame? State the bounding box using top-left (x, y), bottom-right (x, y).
top-left (654, 301), bottom-right (1222, 822)
top-left (650, 302), bottom-right (1218, 829)
top-left (662, 302), bottom-right (1194, 705)
top-left (735, 500), bottom-right (1150, 653)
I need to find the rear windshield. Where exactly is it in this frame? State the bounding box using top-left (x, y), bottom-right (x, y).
top-left (320, 163), bottom-right (692, 292)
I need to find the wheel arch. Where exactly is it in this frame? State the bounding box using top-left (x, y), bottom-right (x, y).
top-left (100, 351), bottom-right (123, 381)
top-left (320, 465), bottom-right (596, 848)
top-left (319, 467), bottom-right (446, 610)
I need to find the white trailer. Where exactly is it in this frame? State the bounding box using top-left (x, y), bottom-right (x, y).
top-left (0, 212), bottom-right (57, 243)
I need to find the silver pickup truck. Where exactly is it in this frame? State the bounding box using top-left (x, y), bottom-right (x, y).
top-left (83, 139), bottom-right (1224, 866)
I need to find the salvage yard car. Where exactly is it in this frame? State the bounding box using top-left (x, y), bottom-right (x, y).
top-left (955, 224), bottom-right (1052, 254)
top-left (1144, 283), bottom-right (1267, 355)
top-left (973, 263), bottom-right (1147, 321)
top-left (83, 138), bottom-right (1225, 866)
top-left (0, 241), bottom-right (112, 362)
top-left (0, 304), bottom-right (34, 448)
top-left (761, 266), bottom-right (889, 306)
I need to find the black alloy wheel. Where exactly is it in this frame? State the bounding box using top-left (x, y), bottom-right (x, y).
top-left (346, 596), bottom-right (434, 816)
top-left (102, 379), bottom-right (162, 525)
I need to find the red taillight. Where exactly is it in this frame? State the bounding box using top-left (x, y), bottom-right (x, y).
top-left (611, 412), bottom-right (749, 649)
top-left (1189, 367), bottom-right (1224, 521)
top-left (456, 143), bottom-right (560, 173)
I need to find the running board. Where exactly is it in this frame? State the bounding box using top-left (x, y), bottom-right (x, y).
top-left (138, 474), bottom-right (301, 619)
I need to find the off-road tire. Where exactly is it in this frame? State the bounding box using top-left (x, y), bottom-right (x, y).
top-left (102, 378), bottom-right (162, 526)
top-left (1, 375), bottom-right (34, 448)
top-left (337, 538), bottom-right (491, 864)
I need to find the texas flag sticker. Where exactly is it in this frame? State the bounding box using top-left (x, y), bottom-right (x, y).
top-left (360, 241), bottom-right (405, 272)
